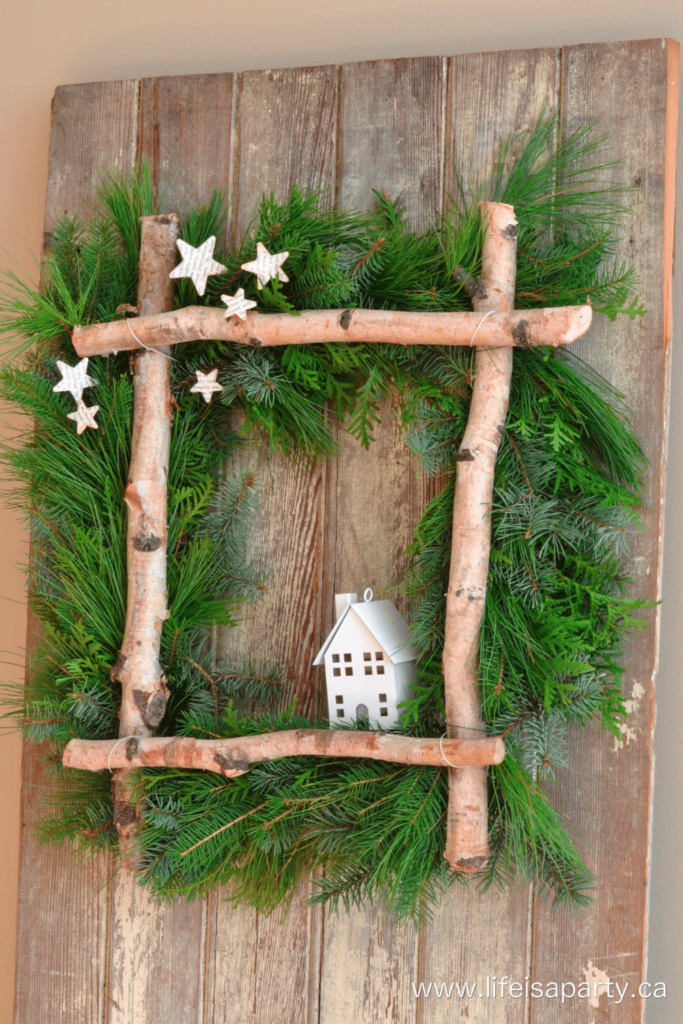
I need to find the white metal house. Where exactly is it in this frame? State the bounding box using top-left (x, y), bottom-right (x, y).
top-left (313, 591), bottom-right (418, 728)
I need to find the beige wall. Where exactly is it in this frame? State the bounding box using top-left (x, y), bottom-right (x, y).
top-left (1, 3), bottom-right (681, 1022)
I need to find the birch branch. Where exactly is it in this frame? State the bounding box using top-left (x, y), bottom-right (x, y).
top-left (111, 214), bottom-right (179, 858)
top-left (64, 731), bottom-right (506, 774)
top-left (72, 304), bottom-right (591, 357)
top-left (443, 202), bottom-right (518, 873)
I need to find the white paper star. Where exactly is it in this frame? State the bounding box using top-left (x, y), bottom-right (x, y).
top-left (221, 288), bottom-right (258, 321)
top-left (67, 400), bottom-right (100, 435)
top-left (169, 236), bottom-right (226, 296)
top-left (53, 358), bottom-right (98, 402)
top-left (240, 242), bottom-right (289, 290)
top-left (190, 369), bottom-right (223, 404)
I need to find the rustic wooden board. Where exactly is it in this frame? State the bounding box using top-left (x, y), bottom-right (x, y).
top-left (413, 48), bottom-right (564, 1024)
top-left (206, 63), bottom-right (343, 1024)
top-left (14, 39), bottom-right (677, 1024)
top-left (13, 80), bottom-right (139, 1024)
top-left (528, 39), bottom-right (679, 1024)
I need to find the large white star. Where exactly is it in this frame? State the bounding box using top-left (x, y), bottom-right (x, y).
top-left (67, 400), bottom-right (100, 435)
top-left (241, 242), bottom-right (289, 290)
top-left (190, 369), bottom-right (223, 404)
top-left (53, 358), bottom-right (97, 402)
top-left (221, 288), bottom-right (257, 321)
top-left (169, 236), bottom-right (226, 296)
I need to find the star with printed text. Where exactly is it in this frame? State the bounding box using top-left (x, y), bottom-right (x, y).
top-left (169, 236), bottom-right (226, 296)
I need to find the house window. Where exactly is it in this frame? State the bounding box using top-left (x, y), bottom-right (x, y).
top-left (332, 653), bottom-right (340, 663)
top-left (364, 666), bottom-right (372, 675)
top-left (380, 707), bottom-right (388, 716)
top-left (345, 667), bottom-right (353, 676)
top-left (337, 709), bottom-right (345, 718)
top-left (377, 665), bottom-right (385, 675)
top-left (375, 652), bottom-right (383, 661)
top-left (363, 652), bottom-right (372, 661)
top-left (378, 693), bottom-right (387, 702)
top-left (335, 695), bottom-right (344, 704)
top-left (344, 653), bottom-right (352, 662)
top-left (333, 667), bottom-right (341, 677)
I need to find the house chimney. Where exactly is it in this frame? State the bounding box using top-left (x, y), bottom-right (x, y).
top-left (335, 592), bottom-right (358, 621)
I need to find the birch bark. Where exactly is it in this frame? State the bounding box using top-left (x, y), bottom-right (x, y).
top-left (111, 214), bottom-right (179, 855)
top-left (72, 303), bottom-right (590, 356)
top-left (64, 731), bottom-right (506, 773)
top-left (443, 201), bottom-right (518, 872)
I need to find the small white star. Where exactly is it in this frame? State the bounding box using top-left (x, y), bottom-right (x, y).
top-left (169, 236), bottom-right (226, 296)
top-left (67, 400), bottom-right (100, 435)
top-left (221, 288), bottom-right (257, 321)
top-left (53, 358), bottom-right (97, 402)
top-left (190, 369), bottom-right (223, 404)
top-left (241, 242), bottom-right (289, 290)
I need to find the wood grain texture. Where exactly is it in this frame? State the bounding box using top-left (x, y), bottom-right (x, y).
top-left (204, 884), bottom-right (317, 1024)
top-left (14, 79), bottom-right (140, 1024)
top-left (412, 47), bottom-right (564, 1024)
top-left (108, 878), bottom-right (204, 1024)
top-left (232, 64), bottom-right (340, 238)
top-left (17, 41), bottom-right (674, 1024)
top-left (444, 47), bottom-right (561, 204)
top-left (102, 83), bottom-right (207, 1024)
top-left (338, 56), bottom-right (445, 228)
top-left (320, 906), bottom-right (419, 1024)
top-left (207, 63), bottom-right (342, 1024)
top-left (44, 80), bottom-right (140, 232)
top-left (528, 39), bottom-right (678, 1024)
top-left (14, 673), bottom-right (111, 1024)
top-left (138, 73), bottom-right (235, 226)
top-left (318, 54), bottom-right (446, 1024)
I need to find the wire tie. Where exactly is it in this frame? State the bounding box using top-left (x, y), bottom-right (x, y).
top-left (108, 735), bottom-right (138, 773)
top-left (469, 309), bottom-right (494, 346)
top-left (126, 318), bottom-right (175, 360)
top-left (439, 733), bottom-right (466, 769)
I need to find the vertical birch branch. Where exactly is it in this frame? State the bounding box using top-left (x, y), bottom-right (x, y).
top-left (111, 214), bottom-right (179, 858)
top-left (443, 201), bottom-right (518, 872)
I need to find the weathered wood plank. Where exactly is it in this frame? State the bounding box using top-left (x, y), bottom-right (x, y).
top-left (338, 56), bottom-right (445, 228)
top-left (108, 882), bottom-right (205, 1024)
top-left (443, 47), bottom-right (562, 204)
top-left (528, 39), bottom-right (678, 1024)
top-left (44, 80), bottom-right (140, 232)
top-left (321, 906), bottom-right (419, 1024)
top-left (102, 74), bottom-right (208, 1024)
top-left (206, 64), bottom-right (342, 1024)
top-left (232, 64), bottom-right (340, 238)
top-left (205, 885), bottom-right (318, 1024)
top-left (414, 48), bottom-right (563, 1024)
top-left (318, 54), bottom-right (445, 1024)
top-left (138, 72), bottom-right (235, 226)
top-left (19, 42), bottom-right (672, 1024)
top-left (13, 79), bottom-right (140, 1024)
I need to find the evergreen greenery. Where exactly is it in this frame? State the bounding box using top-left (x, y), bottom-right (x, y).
top-left (0, 113), bottom-right (649, 924)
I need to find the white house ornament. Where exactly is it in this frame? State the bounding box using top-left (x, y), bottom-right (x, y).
top-left (221, 288), bottom-right (257, 321)
top-left (169, 236), bottom-right (226, 296)
top-left (67, 399), bottom-right (100, 435)
top-left (314, 590), bottom-right (418, 729)
top-left (241, 242), bottom-right (289, 290)
top-left (52, 358), bottom-right (97, 402)
top-left (190, 368), bottom-right (223, 403)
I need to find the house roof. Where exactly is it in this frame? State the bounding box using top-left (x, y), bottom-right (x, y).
top-left (313, 599), bottom-right (418, 666)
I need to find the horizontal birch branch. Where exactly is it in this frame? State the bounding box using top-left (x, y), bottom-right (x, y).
top-left (72, 304), bottom-right (592, 357)
top-left (63, 730), bottom-right (505, 776)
